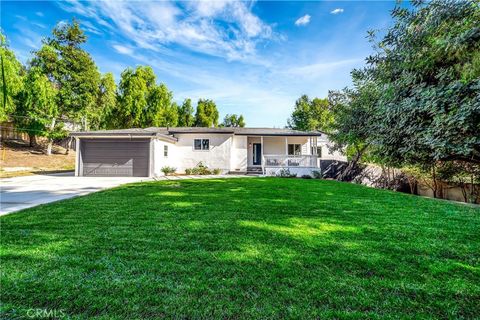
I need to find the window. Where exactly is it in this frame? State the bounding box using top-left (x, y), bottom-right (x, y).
top-left (288, 144), bottom-right (301, 155)
top-left (194, 139), bottom-right (210, 151)
top-left (164, 145), bottom-right (168, 157)
top-left (311, 146), bottom-right (322, 158)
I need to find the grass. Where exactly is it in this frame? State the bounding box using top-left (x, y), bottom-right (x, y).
top-left (1, 178), bottom-right (479, 319)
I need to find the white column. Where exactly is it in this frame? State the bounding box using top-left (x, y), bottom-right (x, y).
top-left (260, 136), bottom-right (264, 174)
top-left (285, 137), bottom-right (288, 155)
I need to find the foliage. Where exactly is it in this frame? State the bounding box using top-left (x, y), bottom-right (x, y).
top-left (177, 98), bottom-right (195, 127)
top-left (16, 67), bottom-right (65, 153)
top-left (312, 170), bottom-right (322, 179)
top-left (212, 168), bottom-right (222, 175)
top-left (186, 162), bottom-right (213, 175)
top-left (195, 99), bottom-right (219, 127)
top-left (115, 66), bottom-right (156, 128)
top-left (146, 84), bottom-right (177, 127)
top-left (0, 33), bottom-right (24, 121)
top-left (276, 168), bottom-right (297, 178)
top-left (301, 174), bottom-right (312, 179)
top-left (160, 166), bottom-right (176, 176)
top-left (288, 95), bottom-right (333, 132)
top-left (2, 178), bottom-right (478, 318)
top-left (93, 72), bottom-right (116, 130)
top-left (366, 0), bottom-right (480, 165)
top-left (31, 20), bottom-right (101, 124)
top-left (221, 114), bottom-right (245, 127)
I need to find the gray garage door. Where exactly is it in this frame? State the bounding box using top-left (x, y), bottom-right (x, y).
top-left (81, 139), bottom-right (150, 177)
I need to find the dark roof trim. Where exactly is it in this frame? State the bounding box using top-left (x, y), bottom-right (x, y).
top-left (70, 132), bottom-right (177, 142)
top-left (235, 133), bottom-right (322, 137)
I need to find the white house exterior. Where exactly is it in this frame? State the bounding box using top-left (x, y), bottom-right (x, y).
top-left (71, 127), bottom-right (346, 177)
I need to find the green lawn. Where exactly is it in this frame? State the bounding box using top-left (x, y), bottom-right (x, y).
top-left (1, 178), bottom-right (479, 319)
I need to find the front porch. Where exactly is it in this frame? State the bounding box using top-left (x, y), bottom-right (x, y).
top-left (246, 135), bottom-right (320, 176)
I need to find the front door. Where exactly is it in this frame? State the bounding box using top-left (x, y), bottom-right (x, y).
top-left (253, 143), bottom-right (262, 165)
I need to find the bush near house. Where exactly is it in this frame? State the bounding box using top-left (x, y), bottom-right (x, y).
top-left (160, 166), bottom-right (176, 176)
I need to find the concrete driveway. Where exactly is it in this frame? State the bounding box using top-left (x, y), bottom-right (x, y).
top-left (0, 172), bottom-right (150, 215)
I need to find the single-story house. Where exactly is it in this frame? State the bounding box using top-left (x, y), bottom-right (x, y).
top-left (70, 127), bottom-right (346, 177)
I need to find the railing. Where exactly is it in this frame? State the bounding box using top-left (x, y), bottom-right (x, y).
top-left (262, 155), bottom-right (318, 168)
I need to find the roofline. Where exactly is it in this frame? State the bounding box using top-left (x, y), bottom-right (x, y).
top-left (69, 132), bottom-right (177, 142)
top-left (235, 133), bottom-right (323, 137)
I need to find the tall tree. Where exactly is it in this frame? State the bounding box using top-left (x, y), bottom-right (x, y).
top-left (366, 0), bottom-right (480, 165)
top-left (287, 95), bottom-right (333, 132)
top-left (116, 66), bottom-right (156, 128)
top-left (221, 114), bottom-right (245, 127)
top-left (94, 72), bottom-right (117, 130)
top-left (16, 67), bottom-right (62, 154)
top-left (146, 84), bottom-right (177, 127)
top-left (0, 33), bottom-right (24, 121)
top-left (195, 99), bottom-right (219, 127)
top-left (177, 98), bottom-right (194, 127)
top-left (30, 20), bottom-right (100, 128)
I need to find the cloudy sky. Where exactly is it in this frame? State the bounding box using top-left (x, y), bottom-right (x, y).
top-left (3, 0), bottom-right (400, 127)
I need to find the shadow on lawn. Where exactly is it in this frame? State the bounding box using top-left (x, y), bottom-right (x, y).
top-left (1, 178), bottom-right (479, 319)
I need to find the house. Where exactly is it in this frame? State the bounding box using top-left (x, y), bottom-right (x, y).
top-left (70, 127), bottom-right (346, 177)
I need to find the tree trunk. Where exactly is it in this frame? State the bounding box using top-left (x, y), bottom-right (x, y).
top-left (28, 133), bottom-right (37, 147)
top-left (45, 118), bottom-right (56, 156)
top-left (65, 136), bottom-right (72, 155)
top-left (431, 166), bottom-right (438, 198)
top-left (338, 145), bottom-right (367, 181)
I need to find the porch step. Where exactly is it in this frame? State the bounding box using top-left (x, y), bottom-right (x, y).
top-left (246, 167), bottom-right (263, 175)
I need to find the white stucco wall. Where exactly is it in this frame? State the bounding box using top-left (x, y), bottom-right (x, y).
top-left (153, 139), bottom-right (177, 176)
top-left (168, 133), bottom-right (233, 174)
top-left (231, 135), bottom-right (248, 172)
top-left (317, 135), bottom-right (347, 161)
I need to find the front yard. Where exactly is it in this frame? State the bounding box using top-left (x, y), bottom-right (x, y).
top-left (1, 178), bottom-right (479, 318)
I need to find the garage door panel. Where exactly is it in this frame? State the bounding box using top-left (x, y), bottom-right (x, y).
top-left (81, 139), bottom-right (150, 177)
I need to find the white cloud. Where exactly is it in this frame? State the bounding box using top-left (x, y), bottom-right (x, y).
top-left (35, 11), bottom-right (44, 17)
top-left (59, 0), bottom-right (275, 63)
top-left (295, 14), bottom-right (311, 26)
top-left (112, 44), bottom-right (134, 55)
top-left (286, 58), bottom-right (362, 78)
top-left (330, 8), bottom-right (344, 15)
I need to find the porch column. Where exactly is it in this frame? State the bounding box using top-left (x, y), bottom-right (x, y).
top-left (285, 137), bottom-right (288, 155)
top-left (261, 136), bottom-right (264, 174)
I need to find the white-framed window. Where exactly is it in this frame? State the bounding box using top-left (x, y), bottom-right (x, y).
top-left (164, 145), bottom-right (168, 157)
top-left (194, 139), bottom-right (210, 151)
top-left (288, 144), bottom-right (301, 155)
top-left (311, 146), bottom-right (322, 157)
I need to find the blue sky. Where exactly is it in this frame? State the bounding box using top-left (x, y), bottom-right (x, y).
top-left (2, 1), bottom-right (399, 127)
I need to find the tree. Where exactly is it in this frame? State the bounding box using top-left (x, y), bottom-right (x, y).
top-left (93, 72), bottom-right (116, 130)
top-left (146, 84), bottom-right (177, 127)
top-left (16, 67), bottom-right (63, 155)
top-left (30, 20), bottom-right (101, 128)
top-left (327, 69), bottom-right (380, 180)
top-left (0, 33), bottom-right (24, 121)
top-left (116, 66), bottom-right (156, 128)
top-left (287, 95), bottom-right (333, 132)
top-left (195, 99), bottom-right (219, 127)
top-left (221, 114), bottom-right (245, 127)
top-left (177, 98), bottom-right (194, 127)
top-left (366, 0), bottom-right (480, 165)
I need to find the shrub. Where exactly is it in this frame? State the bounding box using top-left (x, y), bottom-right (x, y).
top-left (277, 168), bottom-right (296, 178)
top-left (186, 162), bottom-right (212, 175)
top-left (161, 166), bottom-right (176, 176)
top-left (312, 170), bottom-right (322, 179)
top-left (185, 168), bottom-right (192, 175)
top-left (212, 168), bottom-right (221, 175)
top-left (301, 175), bottom-right (312, 179)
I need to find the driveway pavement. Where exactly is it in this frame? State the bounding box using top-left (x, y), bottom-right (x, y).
top-left (0, 172), bottom-right (150, 215)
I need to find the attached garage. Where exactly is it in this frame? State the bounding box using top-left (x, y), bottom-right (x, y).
top-left (79, 139), bottom-right (151, 177)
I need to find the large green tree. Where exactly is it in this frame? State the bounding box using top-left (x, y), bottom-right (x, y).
top-left (221, 114), bottom-right (245, 127)
top-left (288, 95), bottom-right (333, 132)
top-left (94, 72), bottom-right (117, 130)
top-left (115, 66), bottom-right (156, 128)
top-left (16, 67), bottom-right (62, 154)
top-left (366, 0), bottom-right (480, 165)
top-left (0, 33), bottom-right (24, 121)
top-left (195, 99), bottom-right (219, 127)
top-left (31, 20), bottom-right (101, 127)
top-left (146, 84), bottom-right (177, 127)
top-left (177, 98), bottom-right (195, 127)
